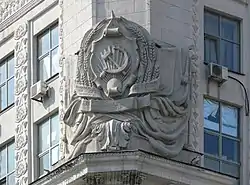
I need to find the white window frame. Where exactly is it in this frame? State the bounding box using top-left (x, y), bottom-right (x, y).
top-left (0, 141), bottom-right (15, 185)
top-left (37, 23), bottom-right (59, 82)
top-left (204, 10), bottom-right (241, 73)
top-left (37, 113), bottom-right (59, 177)
top-left (203, 97), bottom-right (240, 177)
top-left (0, 54), bottom-right (15, 112)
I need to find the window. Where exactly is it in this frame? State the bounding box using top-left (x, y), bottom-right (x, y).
top-left (37, 24), bottom-right (59, 81)
top-left (38, 113), bottom-right (59, 176)
top-left (0, 142), bottom-right (15, 185)
top-left (204, 11), bottom-right (240, 72)
top-left (203, 98), bottom-right (240, 177)
top-left (0, 55), bottom-right (14, 111)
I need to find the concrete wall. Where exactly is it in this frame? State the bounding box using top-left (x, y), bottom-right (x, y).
top-left (0, 0), bottom-right (248, 184)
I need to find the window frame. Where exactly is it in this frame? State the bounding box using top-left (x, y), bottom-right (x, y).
top-left (0, 53), bottom-right (15, 113)
top-left (0, 141), bottom-right (15, 185)
top-left (37, 113), bottom-right (60, 177)
top-left (36, 23), bottom-right (59, 82)
top-left (204, 10), bottom-right (241, 73)
top-left (203, 97), bottom-right (241, 177)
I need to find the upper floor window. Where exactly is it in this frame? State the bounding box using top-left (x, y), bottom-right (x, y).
top-left (203, 98), bottom-right (240, 177)
top-left (0, 142), bottom-right (15, 185)
top-left (0, 55), bottom-right (14, 111)
top-left (37, 24), bottom-right (59, 82)
top-left (204, 11), bottom-right (240, 73)
top-left (38, 113), bottom-right (59, 177)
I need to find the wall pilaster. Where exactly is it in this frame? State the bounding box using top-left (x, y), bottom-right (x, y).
top-left (14, 22), bottom-right (30, 185)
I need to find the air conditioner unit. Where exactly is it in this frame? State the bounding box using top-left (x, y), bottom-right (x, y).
top-left (31, 81), bottom-right (48, 101)
top-left (208, 63), bottom-right (228, 83)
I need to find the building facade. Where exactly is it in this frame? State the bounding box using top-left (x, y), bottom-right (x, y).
top-left (0, 0), bottom-right (248, 185)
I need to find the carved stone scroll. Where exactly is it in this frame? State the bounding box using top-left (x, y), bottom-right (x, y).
top-left (14, 22), bottom-right (29, 185)
top-left (63, 12), bottom-right (192, 160)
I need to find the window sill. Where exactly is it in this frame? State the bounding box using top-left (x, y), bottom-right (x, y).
top-left (0, 103), bottom-right (14, 116)
top-left (203, 62), bottom-right (245, 76)
top-left (45, 73), bottom-right (59, 84)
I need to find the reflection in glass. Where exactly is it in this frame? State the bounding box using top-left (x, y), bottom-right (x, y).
top-left (204, 132), bottom-right (219, 156)
top-left (7, 173), bottom-right (15, 185)
top-left (0, 63), bottom-right (6, 85)
top-left (51, 114), bottom-right (59, 146)
top-left (51, 146), bottom-right (59, 165)
top-left (39, 120), bottom-right (50, 153)
top-left (204, 99), bottom-right (219, 131)
top-left (221, 18), bottom-right (239, 42)
top-left (7, 57), bottom-right (14, 78)
top-left (7, 78), bottom-right (14, 106)
top-left (0, 85), bottom-right (7, 110)
top-left (221, 40), bottom-right (239, 72)
top-left (38, 31), bottom-right (50, 57)
top-left (204, 38), bottom-right (218, 63)
top-left (7, 144), bottom-right (15, 173)
top-left (221, 104), bottom-right (238, 137)
top-left (204, 12), bottom-right (219, 36)
top-left (39, 55), bottom-right (50, 81)
top-left (222, 137), bottom-right (239, 162)
top-left (0, 148), bottom-right (6, 178)
top-left (51, 48), bottom-right (59, 76)
top-left (51, 26), bottom-right (59, 48)
top-left (39, 153), bottom-right (49, 176)
top-left (204, 156), bottom-right (220, 172)
top-left (221, 162), bottom-right (239, 177)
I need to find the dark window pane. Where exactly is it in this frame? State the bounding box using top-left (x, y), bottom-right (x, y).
top-left (221, 162), bottom-right (239, 177)
top-left (204, 156), bottom-right (220, 172)
top-left (51, 146), bottom-right (59, 165)
top-left (221, 18), bottom-right (239, 42)
top-left (0, 181), bottom-right (6, 185)
top-left (204, 99), bottom-right (219, 131)
top-left (204, 132), bottom-right (219, 156)
top-left (204, 38), bottom-right (218, 63)
top-left (221, 40), bottom-right (239, 72)
top-left (222, 137), bottom-right (239, 162)
top-left (222, 104), bottom-right (238, 137)
top-left (39, 120), bottom-right (50, 153)
top-left (0, 147), bottom-right (6, 178)
top-left (39, 55), bottom-right (50, 81)
top-left (51, 114), bottom-right (59, 146)
top-left (51, 48), bottom-right (59, 76)
top-left (39, 153), bottom-right (49, 176)
top-left (7, 78), bottom-right (14, 106)
top-left (204, 38), bottom-right (209, 62)
top-left (7, 57), bottom-right (14, 78)
top-left (51, 26), bottom-right (59, 48)
top-left (204, 12), bottom-right (219, 36)
top-left (0, 85), bottom-right (7, 110)
top-left (7, 143), bottom-right (15, 173)
top-left (233, 44), bottom-right (240, 72)
top-left (38, 31), bottom-right (50, 57)
top-left (0, 63), bottom-right (6, 84)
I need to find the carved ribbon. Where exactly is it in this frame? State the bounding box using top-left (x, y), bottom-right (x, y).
top-left (66, 94), bottom-right (150, 115)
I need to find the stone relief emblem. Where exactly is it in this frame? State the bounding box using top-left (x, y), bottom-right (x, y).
top-left (63, 12), bottom-right (191, 159)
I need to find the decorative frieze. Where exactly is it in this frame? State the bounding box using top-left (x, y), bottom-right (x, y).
top-left (14, 22), bottom-right (29, 185)
top-left (188, 0), bottom-right (200, 152)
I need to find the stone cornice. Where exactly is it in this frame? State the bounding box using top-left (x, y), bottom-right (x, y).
top-left (30, 151), bottom-right (237, 185)
top-left (0, 0), bottom-right (44, 32)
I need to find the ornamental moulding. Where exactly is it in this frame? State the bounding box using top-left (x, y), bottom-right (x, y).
top-left (15, 22), bottom-right (29, 185)
top-left (0, 0), bottom-right (57, 32)
top-left (63, 11), bottom-right (192, 160)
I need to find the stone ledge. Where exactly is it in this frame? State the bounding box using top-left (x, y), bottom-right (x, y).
top-left (30, 150), bottom-right (238, 185)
